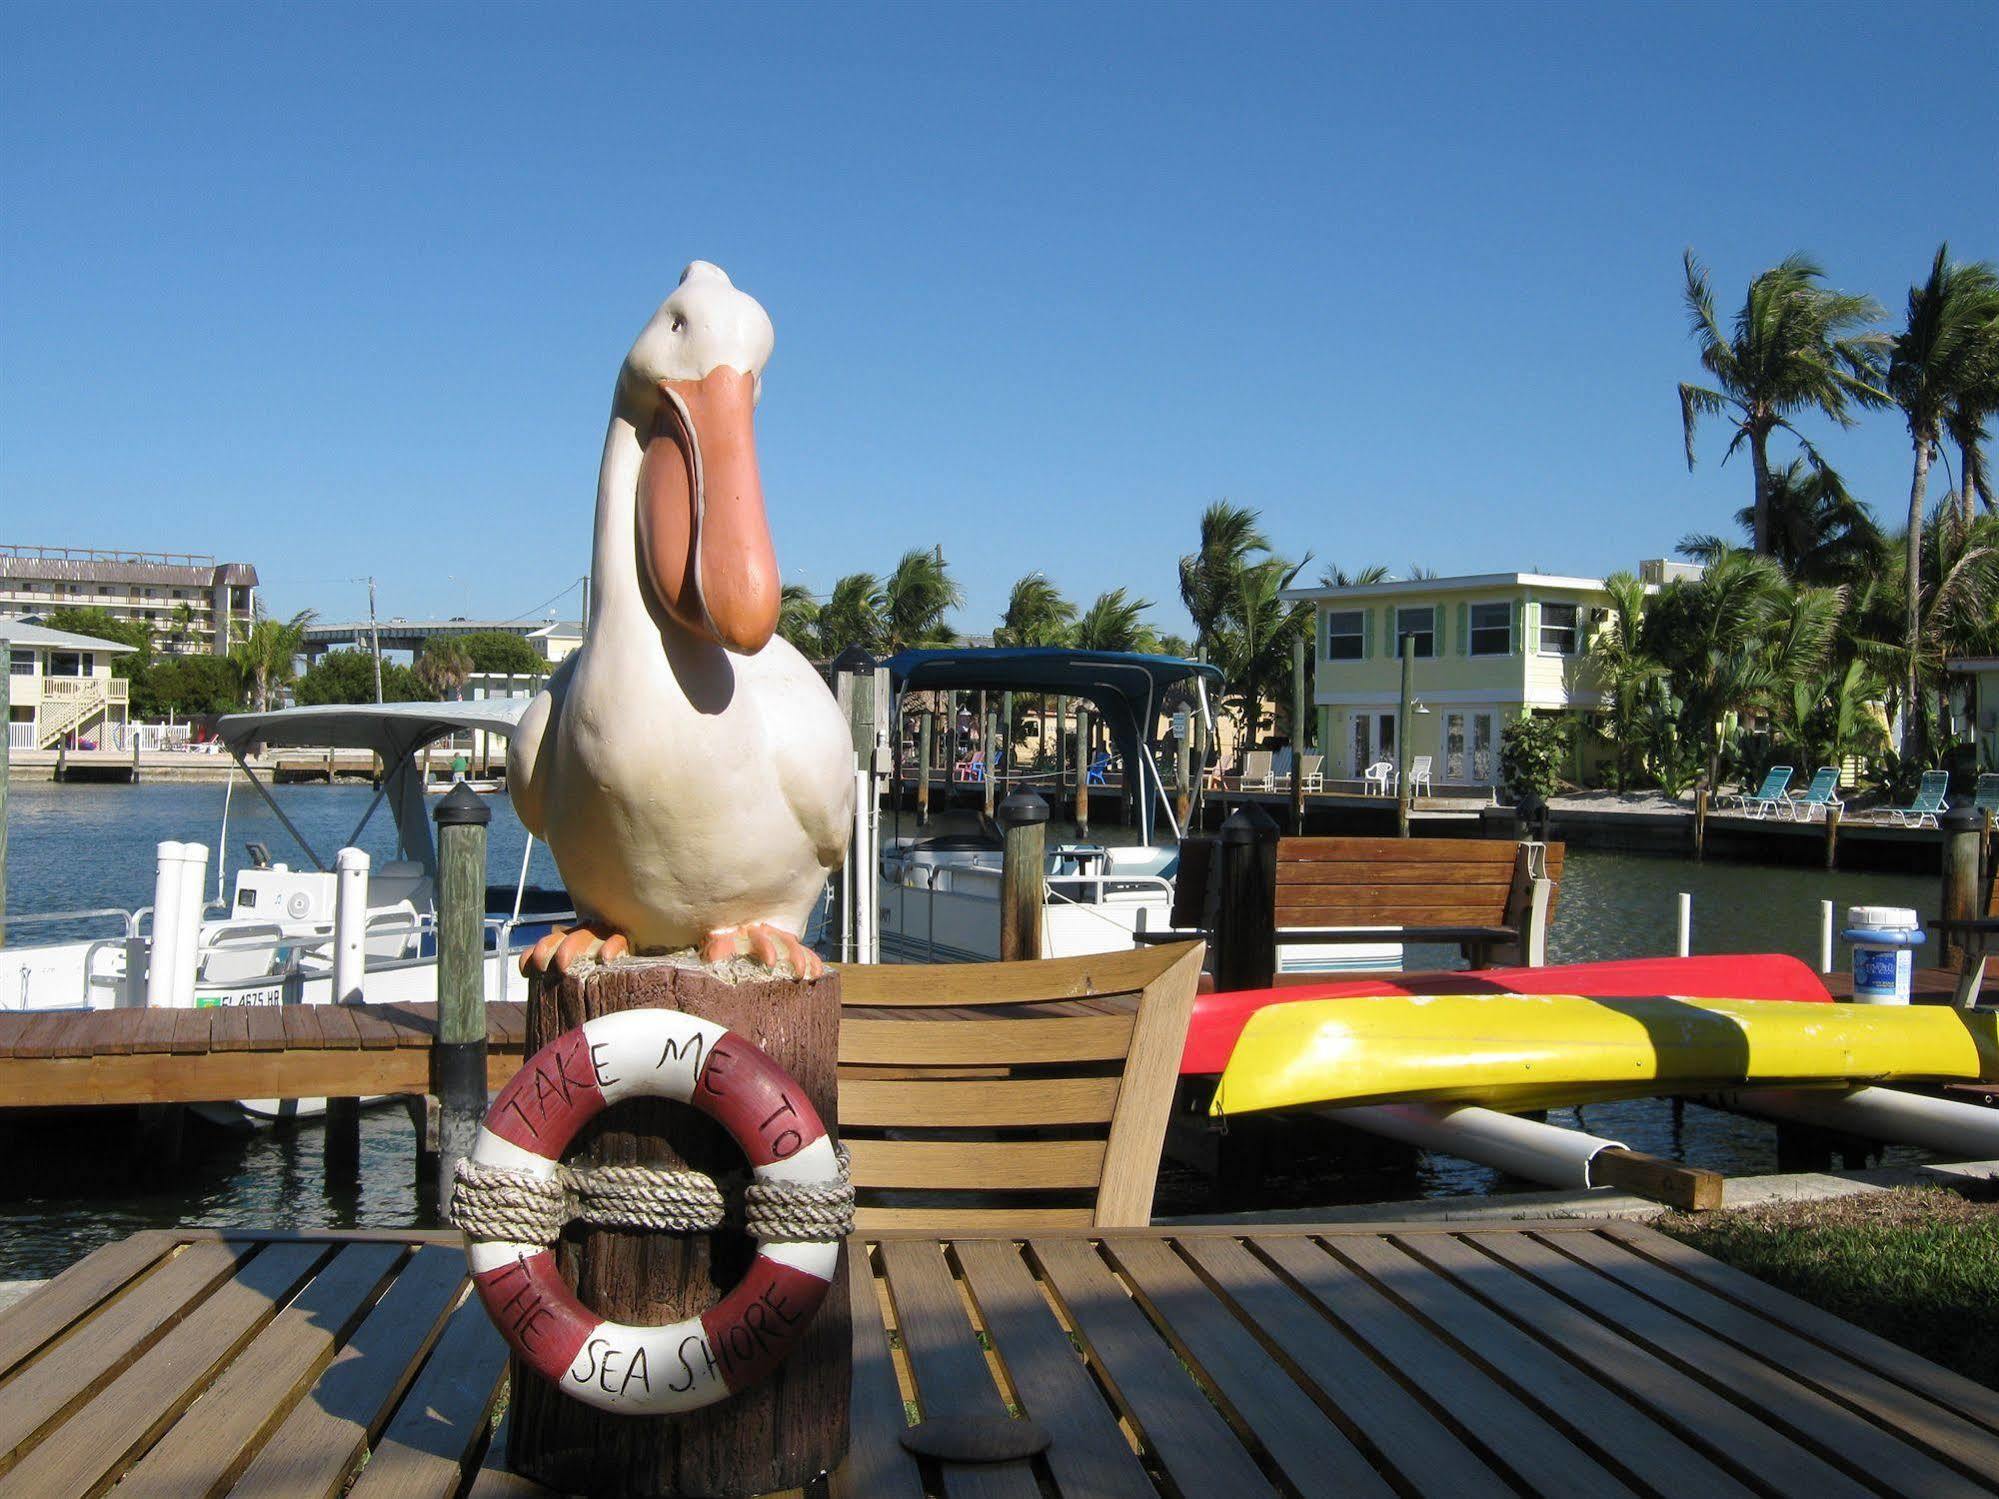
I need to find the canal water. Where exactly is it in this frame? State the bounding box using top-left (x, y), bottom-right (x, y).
top-left (0, 780), bottom-right (1944, 1278)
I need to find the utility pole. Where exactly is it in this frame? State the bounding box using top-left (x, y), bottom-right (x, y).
top-left (579, 573), bottom-right (591, 632)
top-left (367, 576), bottom-right (384, 704)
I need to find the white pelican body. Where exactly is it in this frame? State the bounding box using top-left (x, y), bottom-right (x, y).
top-left (509, 264), bottom-right (852, 967)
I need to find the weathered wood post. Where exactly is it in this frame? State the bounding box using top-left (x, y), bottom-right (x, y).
top-left (915, 709), bottom-right (933, 826)
top-left (508, 958), bottom-right (851, 1495)
top-left (1192, 687), bottom-right (1210, 832)
top-left (1212, 803), bottom-right (1279, 992)
top-left (1290, 638), bottom-right (1308, 834)
top-left (1175, 732), bottom-right (1193, 827)
top-left (1692, 786), bottom-right (1709, 861)
top-left (1054, 693), bottom-right (1068, 801)
top-left (1824, 800), bottom-right (1842, 869)
top-left (997, 791), bottom-right (1049, 962)
top-left (999, 691), bottom-right (1013, 793)
top-left (325, 846), bottom-right (368, 1183)
top-left (983, 707), bottom-right (998, 818)
top-left (1073, 705), bottom-right (1092, 837)
top-left (432, 784), bottom-right (489, 1214)
top-left (1940, 801), bottom-right (1981, 971)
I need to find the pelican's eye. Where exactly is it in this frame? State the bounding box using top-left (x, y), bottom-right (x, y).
top-left (670, 315), bottom-right (686, 333)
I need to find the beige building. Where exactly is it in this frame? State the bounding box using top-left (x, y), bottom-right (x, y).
top-left (0, 545), bottom-right (257, 657)
top-left (2, 618), bottom-right (134, 749)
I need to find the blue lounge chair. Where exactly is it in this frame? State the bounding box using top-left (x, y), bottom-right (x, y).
top-left (1786, 766), bottom-right (1844, 822)
top-left (1728, 765), bottom-right (1794, 818)
top-left (1086, 750), bottom-right (1112, 786)
top-left (1885, 769), bottom-right (1950, 828)
top-left (1973, 773), bottom-right (1999, 818)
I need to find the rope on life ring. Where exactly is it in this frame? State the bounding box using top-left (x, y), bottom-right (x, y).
top-left (453, 1010), bottom-right (853, 1415)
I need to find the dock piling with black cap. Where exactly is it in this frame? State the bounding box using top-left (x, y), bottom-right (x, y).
top-left (998, 790), bottom-right (1050, 961)
top-left (431, 782), bottom-right (490, 1216)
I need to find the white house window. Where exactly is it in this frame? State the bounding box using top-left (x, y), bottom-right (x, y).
top-left (1469, 602), bottom-right (1511, 656)
top-left (1324, 609), bottom-right (1364, 660)
top-left (9, 652), bottom-right (33, 675)
top-left (1539, 602), bottom-right (1579, 655)
top-left (48, 651), bottom-right (91, 677)
top-left (1396, 606), bottom-right (1436, 658)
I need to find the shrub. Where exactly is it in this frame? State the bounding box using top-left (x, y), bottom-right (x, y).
top-left (1498, 713), bottom-right (1574, 807)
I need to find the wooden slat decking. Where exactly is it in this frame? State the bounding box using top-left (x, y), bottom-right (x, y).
top-left (0, 1223), bottom-right (1992, 1497)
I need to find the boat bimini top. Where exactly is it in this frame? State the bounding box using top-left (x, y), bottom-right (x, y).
top-left (216, 699), bottom-right (529, 878)
top-left (881, 647), bottom-right (1224, 844)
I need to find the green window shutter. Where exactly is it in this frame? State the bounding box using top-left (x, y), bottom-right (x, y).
top-left (1456, 602), bottom-right (1469, 656)
top-left (1360, 609), bottom-right (1374, 657)
top-left (1512, 599), bottom-right (1524, 654)
top-left (1524, 600), bottom-right (1541, 655)
top-left (1384, 605), bottom-right (1396, 655)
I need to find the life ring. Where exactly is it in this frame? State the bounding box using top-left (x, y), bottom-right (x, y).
top-left (462, 1010), bottom-right (841, 1415)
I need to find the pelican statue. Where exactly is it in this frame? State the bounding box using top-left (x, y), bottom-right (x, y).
top-left (508, 262), bottom-right (854, 978)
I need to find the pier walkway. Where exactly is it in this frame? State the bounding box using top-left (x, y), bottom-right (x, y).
top-left (2, 1220), bottom-right (1995, 1497)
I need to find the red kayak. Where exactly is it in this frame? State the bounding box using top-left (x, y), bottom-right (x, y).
top-left (1181, 954), bottom-right (1832, 1076)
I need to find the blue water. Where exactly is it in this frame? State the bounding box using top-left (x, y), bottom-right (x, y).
top-left (0, 781), bottom-right (1947, 1278)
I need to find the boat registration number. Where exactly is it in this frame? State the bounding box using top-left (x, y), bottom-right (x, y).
top-left (196, 987), bottom-right (285, 1008)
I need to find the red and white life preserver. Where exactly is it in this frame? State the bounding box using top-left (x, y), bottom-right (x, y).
top-left (462, 1010), bottom-right (841, 1415)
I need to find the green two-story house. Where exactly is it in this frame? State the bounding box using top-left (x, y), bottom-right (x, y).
top-left (1281, 570), bottom-right (1629, 791)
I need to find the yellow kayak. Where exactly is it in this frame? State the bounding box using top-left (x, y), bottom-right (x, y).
top-left (1210, 993), bottom-right (1999, 1117)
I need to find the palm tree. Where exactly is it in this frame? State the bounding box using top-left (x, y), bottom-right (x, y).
top-left (777, 582), bottom-right (821, 657)
top-left (1178, 501), bottom-right (1269, 656)
top-left (877, 548), bottom-right (961, 653)
top-left (1215, 556), bottom-right (1313, 742)
top-left (1886, 244), bottom-right (1999, 740)
top-left (1679, 459), bottom-right (1885, 586)
top-left (229, 607), bottom-right (315, 712)
top-left (1946, 348), bottom-right (1998, 521)
top-left (995, 574), bottom-right (1076, 648)
top-left (1073, 589), bottom-right (1157, 653)
top-left (1585, 571), bottom-right (1664, 791)
top-left (1318, 563), bottom-right (1390, 588)
top-left (814, 573), bottom-right (882, 659)
top-left (414, 637), bottom-right (473, 700)
top-left (1678, 250), bottom-right (1887, 554)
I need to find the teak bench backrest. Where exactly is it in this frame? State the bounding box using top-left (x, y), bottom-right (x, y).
top-left (1273, 836), bottom-right (1563, 929)
top-left (834, 942), bottom-right (1203, 1234)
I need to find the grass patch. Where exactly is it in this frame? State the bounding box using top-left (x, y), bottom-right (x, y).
top-left (1657, 1185), bottom-right (1999, 1390)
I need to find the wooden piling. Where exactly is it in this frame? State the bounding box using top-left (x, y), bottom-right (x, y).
top-left (431, 784), bottom-right (489, 1215)
top-left (1395, 638), bottom-right (1413, 839)
top-left (1290, 638), bottom-right (1307, 834)
top-left (508, 958), bottom-right (850, 1496)
top-left (997, 791), bottom-right (1049, 962)
top-left (1692, 786), bottom-right (1709, 860)
top-left (1191, 694), bottom-right (1209, 832)
top-left (1175, 732), bottom-right (1193, 827)
top-left (1824, 800), bottom-right (1841, 869)
top-left (1212, 803), bottom-right (1279, 991)
top-left (916, 708), bottom-right (933, 825)
top-left (1940, 802), bottom-right (1981, 970)
top-left (1000, 690), bottom-right (1013, 793)
top-left (983, 707), bottom-right (998, 818)
top-left (1074, 706), bottom-right (1091, 837)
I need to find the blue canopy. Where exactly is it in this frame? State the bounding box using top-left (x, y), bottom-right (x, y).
top-left (882, 648), bottom-right (1221, 842)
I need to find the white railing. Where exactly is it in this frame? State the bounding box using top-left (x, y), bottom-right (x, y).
top-left (101, 722), bottom-right (193, 752)
top-left (8, 724), bottom-right (32, 749)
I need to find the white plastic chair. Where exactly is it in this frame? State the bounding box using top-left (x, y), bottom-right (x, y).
top-left (1363, 760), bottom-right (1396, 796)
top-left (1237, 750), bottom-right (1274, 790)
top-left (1408, 755), bottom-right (1434, 797)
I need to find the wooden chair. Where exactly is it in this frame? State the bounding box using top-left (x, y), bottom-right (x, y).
top-left (835, 942), bottom-right (1204, 1231)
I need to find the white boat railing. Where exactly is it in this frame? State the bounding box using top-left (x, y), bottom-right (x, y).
top-left (1, 907), bottom-right (142, 939)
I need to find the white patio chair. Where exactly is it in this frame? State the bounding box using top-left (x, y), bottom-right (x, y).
top-left (1237, 749), bottom-right (1274, 790)
top-left (1363, 760), bottom-right (1396, 796)
top-left (1408, 755), bottom-right (1434, 797)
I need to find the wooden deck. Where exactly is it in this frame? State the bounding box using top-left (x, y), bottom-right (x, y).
top-left (1, 1223), bottom-right (1994, 1497)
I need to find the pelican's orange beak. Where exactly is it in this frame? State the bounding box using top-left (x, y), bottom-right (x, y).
top-left (635, 366), bottom-right (780, 655)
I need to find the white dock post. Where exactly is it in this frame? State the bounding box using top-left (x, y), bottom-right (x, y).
top-left (1819, 899), bottom-right (1835, 974)
top-left (146, 841), bottom-right (188, 1008)
top-left (1675, 892), bottom-right (1692, 957)
top-left (174, 844), bottom-right (209, 1008)
top-left (333, 847), bottom-right (370, 1005)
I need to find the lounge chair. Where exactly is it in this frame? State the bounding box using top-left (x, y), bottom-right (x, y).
top-left (1237, 749), bottom-right (1274, 790)
top-left (1786, 766), bottom-right (1844, 822)
top-left (1727, 766), bottom-right (1794, 818)
top-left (1362, 759), bottom-right (1396, 796)
top-left (1294, 752), bottom-right (1324, 792)
top-left (1884, 769), bottom-right (1950, 829)
top-left (953, 752), bottom-right (985, 783)
top-left (1202, 754), bottom-right (1229, 790)
top-left (1407, 754), bottom-right (1434, 798)
top-left (1973, 773), bottom-right (1999, 818)
top-left (1086, 750), bottom-right (1112, 786)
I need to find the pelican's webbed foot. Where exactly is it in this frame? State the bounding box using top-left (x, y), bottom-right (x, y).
top-left (520, 920), bottom-right (632, 978)
top-left (701, 923), bottom-right (826, 980)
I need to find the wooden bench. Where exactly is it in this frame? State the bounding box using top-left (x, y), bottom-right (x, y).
top-left (1165, 834), bottom-right (1562, 970)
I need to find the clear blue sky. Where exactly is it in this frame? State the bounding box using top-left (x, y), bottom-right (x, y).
top-left (4, 3), bottom-right (1993, 638)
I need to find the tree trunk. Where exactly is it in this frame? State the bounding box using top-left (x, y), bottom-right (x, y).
top-left (508, 959), bottom-right (850, 1497)
top-left (1904, 436), bottom-right (1932, 755)
top-left (1750, 427), bottom-right (1773, 555)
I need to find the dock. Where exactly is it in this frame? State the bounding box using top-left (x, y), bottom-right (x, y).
top-left (4, 1219), bottom-right (1995, 1496)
